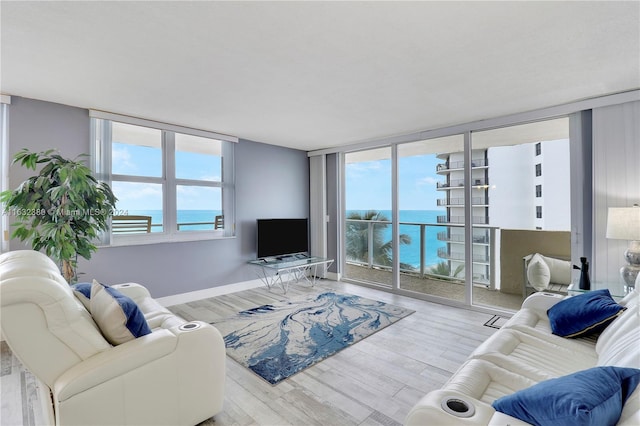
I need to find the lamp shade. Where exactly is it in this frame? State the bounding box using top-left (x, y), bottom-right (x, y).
top-left (606, 206), bottom-right (640, 240)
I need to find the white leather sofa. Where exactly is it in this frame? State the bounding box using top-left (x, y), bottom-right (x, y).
top-left (405, 284), bottom-right (640, 425)
top-left (0, 250), bottom-right (226, 426)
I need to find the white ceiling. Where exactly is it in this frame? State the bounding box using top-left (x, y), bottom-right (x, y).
top-left (1, 1), bottom-right (639, 152)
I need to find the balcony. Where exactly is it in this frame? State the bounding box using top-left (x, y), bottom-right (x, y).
top-left (437, 247), bottom-right (489, 264)
top-left (436, 158), bottom-right (489, 174)
top-left (344, 218), bottom-right (525, 311)
top-left (437, 197), bottom-right (488, 206)
top-left (344, 220), bottom-right (571, 312)
top-left (437, 178), bottom-right (489, 189)
top-left (346, 217), bottom-right (496, 281)
top-left (437, 215), bottom-right (489, 224)
top-left (437, 231), bottom-right (489, 244)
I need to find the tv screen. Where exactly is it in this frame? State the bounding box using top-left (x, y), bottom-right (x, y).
top-left (256, 218), bottom-right (309, 259)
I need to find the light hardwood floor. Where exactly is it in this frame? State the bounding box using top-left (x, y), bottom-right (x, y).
top-left (0, 280), bottom-right (503, 426)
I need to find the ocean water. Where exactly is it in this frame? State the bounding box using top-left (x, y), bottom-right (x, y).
top-left (128, 209), bottom-right (445, 268)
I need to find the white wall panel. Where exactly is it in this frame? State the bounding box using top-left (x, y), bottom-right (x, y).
top-left (309, 154), bottom-right (327, 259)
top-left (592, 100), bottom-right (640, 289)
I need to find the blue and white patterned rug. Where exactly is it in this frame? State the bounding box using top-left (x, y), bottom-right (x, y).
top-left (213, 291), bottom-right (415, 384)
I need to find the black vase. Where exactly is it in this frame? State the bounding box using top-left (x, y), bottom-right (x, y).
top-left (579, 256), bottom-right (591, 290)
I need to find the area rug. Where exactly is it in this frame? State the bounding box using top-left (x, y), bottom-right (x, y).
top-left (212, 291), bottom-right (414, 384)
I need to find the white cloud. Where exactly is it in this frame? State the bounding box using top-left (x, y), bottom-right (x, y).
top-left (112, 146), bottom-right (136, 173)
top-left (417, 176), bottom-right (438, 186)
top-left (199, 174), bottom-right (221, 181)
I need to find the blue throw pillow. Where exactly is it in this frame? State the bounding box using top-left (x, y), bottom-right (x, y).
top-left (492, 366), bottom-right (640, 426)
top-left (90, 280), bottom-right (152, 345)
top-left (71, 282), bottom-right (93, 310)
top-left (547, 289), bottom-right (626, 338)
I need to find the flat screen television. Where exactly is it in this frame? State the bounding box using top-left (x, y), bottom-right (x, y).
top-left (256, 218), bottom-right (309, 259)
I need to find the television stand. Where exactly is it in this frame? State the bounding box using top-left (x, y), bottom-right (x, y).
top-left (248, 256), bottom-right (334, 293)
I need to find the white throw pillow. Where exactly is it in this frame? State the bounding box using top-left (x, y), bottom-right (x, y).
top-left (527, 253), bottom-right (551, 291)
top-left (540, 255), bottom-right (572, 285)
top-left (90, 280), bottom-right (151, 345)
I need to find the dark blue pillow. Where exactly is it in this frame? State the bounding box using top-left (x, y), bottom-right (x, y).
top-left (71, 282), bottom-right (93, 310)
top-left (547, 289), bottom-right (625, 338)
top-left (492, 366), bottom-right (640, 426)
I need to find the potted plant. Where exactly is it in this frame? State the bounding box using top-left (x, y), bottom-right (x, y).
top-left (0, 149), bottom-right (117, 282)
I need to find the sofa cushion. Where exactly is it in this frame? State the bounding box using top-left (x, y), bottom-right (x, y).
top-left (443, 358), bottom-right (542, 404)
top-left (90, 280), bottom-right (152, 345)
top-left (527, 254), bottom-right (551, 291)
top-left (547, 289), bottom-right (626, 338)
top-left (471, 329), bottom-right (597, 379)
top-left (596, 304), bottom-right (640, 369)
top-left (492, 366), bottom-right (640, 426)
top-left (501, 308), bottom-right (599, 353)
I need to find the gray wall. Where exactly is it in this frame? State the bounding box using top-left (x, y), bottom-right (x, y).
top-left (6, 97), bottom-right (309, 297)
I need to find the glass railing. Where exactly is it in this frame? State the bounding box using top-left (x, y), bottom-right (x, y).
top-left (177, 221), bottom-right (216, 231)
top-left (437, 230), bottom-right (489, 243)
top-left (437, 215), bottom-right (489, 224)
top-left (435, 158), bottom-right (488, 172)
top-left (437, 197), bottom-right (487, 206)
top-left (345, 218), bottom-right (498, 287)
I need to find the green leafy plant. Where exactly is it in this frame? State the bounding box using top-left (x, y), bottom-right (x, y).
top-left (0, 149), bottom-right (117, 282)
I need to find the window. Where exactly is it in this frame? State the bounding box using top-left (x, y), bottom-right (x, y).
top-left (535, 184), bottom-right (542, 197)
top-left (535, 142), bottom-right (541, 156)
top-left (536, 206), bottom-right (542, 218)
top-left (91, 111), bottom-right (237, 245)
top-left (535, 163), bottom-right (542, 177)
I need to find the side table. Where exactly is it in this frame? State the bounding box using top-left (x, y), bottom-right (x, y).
top-left (248, 256), bottom-right (334, 293)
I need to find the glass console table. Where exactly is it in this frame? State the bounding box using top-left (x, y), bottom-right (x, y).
top-left (248, 256), bottom-right (334, 293)
top-left (567, 281), bottom-right (628, 300)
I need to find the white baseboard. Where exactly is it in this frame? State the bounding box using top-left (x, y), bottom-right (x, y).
top-left (156, 279), bottom-right (264, 307)
top-left (156, 272), bottom-right (341, 307)
top-left (326, 271), bottom-right (340, 281)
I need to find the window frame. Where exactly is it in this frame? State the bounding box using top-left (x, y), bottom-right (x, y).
top-left (91, 111), bottom-right (237, 246)
top-left (0, 96), bottom-right (10, 253)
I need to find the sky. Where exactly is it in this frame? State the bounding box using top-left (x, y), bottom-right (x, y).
top-left (115, 141), bottom-right (444, 213)
top-left (111, 143), bottom-right (221, 211)
top-left (346, 154), bottom-right (442, 211)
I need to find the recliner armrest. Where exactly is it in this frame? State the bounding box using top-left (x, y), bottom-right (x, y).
top-left (54, 320), bottom-right (220, 398)
top-left (111, 282), bottom-right (151, 303)
top-left (52, 321), bottom-right (225, 425)
top-left (521, 291), bottom-right (565, 311)
top-left (53, 328), bottom-right (178, 401)
top-left (405, 389), bottom-right (529, 426)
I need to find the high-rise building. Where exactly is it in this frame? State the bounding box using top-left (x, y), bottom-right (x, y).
top-left (436, 139), bottom-right (570, 288)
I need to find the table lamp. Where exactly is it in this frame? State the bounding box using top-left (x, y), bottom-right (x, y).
top-left (606, 204), bottom-right (640, 291)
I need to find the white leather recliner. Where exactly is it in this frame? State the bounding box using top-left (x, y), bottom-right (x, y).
top-left (0, 250), bottom-right (226, 426)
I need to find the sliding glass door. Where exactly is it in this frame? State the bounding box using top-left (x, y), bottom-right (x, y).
top-left (344, 148), bottom-right (393, 288)
top-left (341, 117), bottom-right (572, 311)
top-left (471, 118), bottom-right (571, 311)
top-left (397, 135), bottom-right (467, 303)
